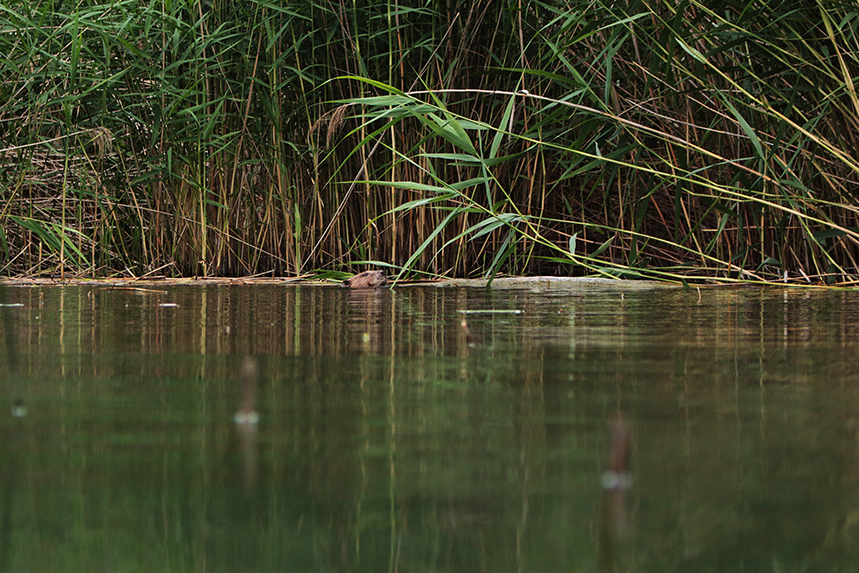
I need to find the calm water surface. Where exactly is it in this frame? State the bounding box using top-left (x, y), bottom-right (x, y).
top-left (1, 282), bottom-right (859, 572)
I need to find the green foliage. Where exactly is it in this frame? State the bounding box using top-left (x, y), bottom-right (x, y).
top-left (1, 0), bottom-right (858, 283)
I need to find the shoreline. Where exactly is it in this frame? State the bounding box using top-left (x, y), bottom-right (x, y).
top-left (0, 275), bottom-right (718, 291)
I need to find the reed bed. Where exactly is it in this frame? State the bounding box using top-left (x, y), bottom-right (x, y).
top-left (1, 0), bottom-right (857, 284)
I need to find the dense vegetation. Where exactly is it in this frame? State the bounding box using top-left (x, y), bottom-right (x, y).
top-left (1, 0), bottom-right (858, 284)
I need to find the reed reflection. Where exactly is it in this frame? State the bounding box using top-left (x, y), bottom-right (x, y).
top-left (598, 414), bottom-right (633, 572)
top-left (234, 356), bottom-right (260, 489)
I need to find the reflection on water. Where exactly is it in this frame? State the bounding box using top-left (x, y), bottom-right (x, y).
top-left (1, 283), bottom-right (859, 571)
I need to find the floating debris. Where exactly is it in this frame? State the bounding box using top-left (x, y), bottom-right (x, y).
top-left (456, 309), bottom-right (523, 314)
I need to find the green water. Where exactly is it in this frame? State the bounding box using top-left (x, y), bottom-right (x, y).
top-left (1, 282), bottom-right (858, 572)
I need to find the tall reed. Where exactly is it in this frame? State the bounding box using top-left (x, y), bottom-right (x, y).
top-left (1, 0), bottom-right (857, 283)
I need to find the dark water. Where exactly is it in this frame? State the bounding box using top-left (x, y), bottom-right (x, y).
top-left (1, 282), bottom-right (858, 572)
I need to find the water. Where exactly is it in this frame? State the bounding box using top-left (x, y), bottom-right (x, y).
top-left (1, 282), bottom-right (858, 572)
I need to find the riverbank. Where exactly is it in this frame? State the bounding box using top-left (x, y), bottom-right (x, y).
top-left (0, 275), bottom-right (738, 292)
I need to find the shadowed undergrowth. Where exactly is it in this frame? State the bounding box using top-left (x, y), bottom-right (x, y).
top-left (1, 0), bottom-right (858, 284)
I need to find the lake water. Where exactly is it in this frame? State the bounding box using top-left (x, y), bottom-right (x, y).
top-left (1, 281), bottom-right (858, 572)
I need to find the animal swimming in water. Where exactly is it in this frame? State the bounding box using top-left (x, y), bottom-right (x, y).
top-left (341, 270), bottom-right (388, 288)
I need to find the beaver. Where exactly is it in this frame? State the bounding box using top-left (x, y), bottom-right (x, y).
top-left (341, 270), bottom-right (388, 288)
